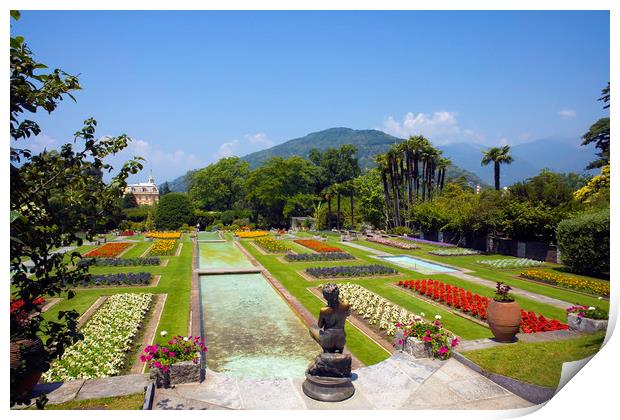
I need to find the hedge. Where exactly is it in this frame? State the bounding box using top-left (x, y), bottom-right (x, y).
top-left (556, 209), bottom-right (609, 274)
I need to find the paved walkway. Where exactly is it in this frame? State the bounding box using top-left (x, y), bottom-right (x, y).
top-left (151, 353), bottom-right (534, 410)
top-left (341, 241), bottom-right (574, 310)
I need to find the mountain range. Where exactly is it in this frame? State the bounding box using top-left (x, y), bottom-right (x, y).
top-left (162, 127), bottom-right (597, 191)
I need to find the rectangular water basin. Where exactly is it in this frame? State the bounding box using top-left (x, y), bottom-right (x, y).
top-left (198, 241), bottom-right (254, 270)
top-left (381, 255), bottom-right (458, 274)
top-left (197, 231), bottom-right (222, 241)
top-left (200, 273), bottom-right (320, 378)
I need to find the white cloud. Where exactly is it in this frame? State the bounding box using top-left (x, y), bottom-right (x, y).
top-left (499, 137), bottom-right (510, 146)
top-left (217, 140), bottom-right (240, 158)
top-left (244, 132), bottom-right (273, 147)
top-left (558, 109), bottom-right (577, 119)
top-left (381, 111), bottom-right (482, 144)
top-left (19, 133), bottom-right (58, 154)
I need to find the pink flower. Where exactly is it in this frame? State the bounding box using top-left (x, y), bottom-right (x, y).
top-left (438, 346), bottom-right (449, 355)
top-left (169, 352), bottom-right (176, 357)
top-left (424, 336), bottom-right (432, 343)
top-left (162, 347), bottom-right (169, 353)
top-left (451, 338), bottom-right (460, 348)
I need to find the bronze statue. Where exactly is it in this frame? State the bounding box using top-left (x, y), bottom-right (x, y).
top-left (310, 283), bottom-right (350, 353)
top-left (303, 283), bottom-right (355, 402)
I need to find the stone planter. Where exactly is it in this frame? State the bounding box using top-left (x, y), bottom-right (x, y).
top-left (149, 360), bottom-right (201, 388)
top-left (10, 337), bottom-right (45, 400)
top-left (568, 314), bottom-right (608, 333)
top-left (487, 300), bottom-right (521, 342)
top-left (393, 330), bottom-right (432, 358)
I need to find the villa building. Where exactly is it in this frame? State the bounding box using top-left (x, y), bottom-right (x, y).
top-left (124, 174), bottom-right (159, 205)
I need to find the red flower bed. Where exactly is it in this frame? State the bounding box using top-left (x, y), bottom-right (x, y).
top-left (84, 242), bottom-right (132, 258)
top-left (120, 230), bottom-right (135, 236)
top-left (396, 279), bottom-right (568, 334)
top-left (11, 297), bottom-right (45, 314)
top-left (398, 279), bottom-right (489, 319)
top-left (294, 239), bottom-right (342, 253)
top-left (520, 310), bottom-right (569, 333)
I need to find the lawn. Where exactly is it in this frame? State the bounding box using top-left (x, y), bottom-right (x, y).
top-left (461, 332), bottom-right (605, 387)
top-left (43, 392), bottom-right (144, 410)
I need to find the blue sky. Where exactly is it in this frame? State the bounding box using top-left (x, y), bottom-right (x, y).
top-left (12, 10), bottom-right (610, 183)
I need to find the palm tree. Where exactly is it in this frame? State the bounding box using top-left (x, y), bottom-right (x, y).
top-left (481, 145), bottom-right (514, 190)
top-left (375, 153), bottom-right (393, 229)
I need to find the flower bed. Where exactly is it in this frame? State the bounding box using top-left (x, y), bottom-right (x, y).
top-left (235, 230), bottom-right (269, 238)
top-left (294, 239), bottom-right (343, 253)
top-left (520, 270), bottom-right (610, 297)
top-left (63, 272), bottom-right (152, 288)
top-left (403, 237), bottom-right (457, 247)
top-left (83, 242), bottom-right (132, 258)
top-left (306, 264), bottom-right (396, 279)
top-left (337, 283), bottom-right (423, 336)
top-left (396, 279), bottom-right (568, 334)
top-left (367, 236), bottom-right (419, 249)
top-left (254, 237), bottom-right (291, 253)
top-left (145, 231), bottom-right (182, 239)
top-left (428, 248), bottom-right (480, 256)
top-left (10, 297), bottom-right (45, 315)
top-left (398, 279), bottom-right (489, 319)
top-left (477, 258), bottom-right (544, 269)
top-left (285, 252), bottom-right (354, 262)
top-left (148, 239), bottom-right (178, 256)
top-left (42, 293), bottom-right (153, 382)
top-left (78, 257), bottom-right (160, 267)
top-left (120, 230), bottom-right (135, 236)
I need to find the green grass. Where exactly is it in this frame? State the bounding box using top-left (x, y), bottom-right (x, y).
top-left (119, 241), bottom-right (152, 258)
top-left (43, 392), bottom-right (144, 410)
top-left (461, 332), bottom-right (605, 387)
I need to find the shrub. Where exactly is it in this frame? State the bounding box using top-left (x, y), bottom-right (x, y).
top-left (78, 257), bottom-right (160, 267)
top-left (557, 209), bottom-right (609, 274)
top-left (388, 226), bottom-right (413, 236)
top-left (64, 272), bottom-right (152, 287)
top-left (155, 192), bottom-right (193, 230)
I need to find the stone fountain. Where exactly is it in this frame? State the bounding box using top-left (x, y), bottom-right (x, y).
top-left (302, 283), bottom-right (355, 402)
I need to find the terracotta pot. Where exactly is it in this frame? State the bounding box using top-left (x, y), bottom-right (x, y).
top-left (487, 300), bottom-right (521, 342)
top-left (10, 337), bottom-right (44, 399)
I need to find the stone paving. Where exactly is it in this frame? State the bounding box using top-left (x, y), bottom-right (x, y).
top-left (151, 352), bottom-right (534, 410)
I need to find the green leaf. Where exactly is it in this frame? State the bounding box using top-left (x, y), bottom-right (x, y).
top-left (10, 10), bottom-right (21, 21)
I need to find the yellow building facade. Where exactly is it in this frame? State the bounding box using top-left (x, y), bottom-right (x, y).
top-left (124, 174), bottom-right (159, 205)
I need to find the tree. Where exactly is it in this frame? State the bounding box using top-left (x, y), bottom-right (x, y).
top-left (481, 145), bottom-right (514, 190)
top-left (160, 181), bottom-right (171, 196)
top-left (581, 83), bottom-right (610, 170)
top-left (122, 192), bottom-right (138, 208)
top-left (187, 157), bottom-right (249, 211)
top-left (246, 156), bottom-right (319, 227)
top-left (10, 12), bottom-right (142, 407)
top-left (509, 169), bottom-right (585, 208)
top-left (155, 192), bottom-right (193, 230)
top-left (354, 168), bottom-right (386, 229)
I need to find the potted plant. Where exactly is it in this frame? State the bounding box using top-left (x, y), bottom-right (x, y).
top-left (142, 335), bottom-right (207, 388)
top-left (566, 305), bottom-right (609, 333)
top-left (394, 316), bottom-right (459, 360)
top-left (487, 282), bottom-right (521, 342)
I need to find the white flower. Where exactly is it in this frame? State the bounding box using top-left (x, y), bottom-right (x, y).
top-left (160, 330), bottom-right (168, 336)
top-left (420, 312), bottom-right (425, 317)
top-left (435, 315), bottom-right (442, 320)
top-left (183, 336), bottom-right (189, 341)
top-left (588, 307), bottom-right (596, 311)
top-left (598, 297), bottom-right (603, 300)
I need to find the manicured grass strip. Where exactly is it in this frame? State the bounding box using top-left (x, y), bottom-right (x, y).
top-left (461, 332), bottom-right (605, 388)
top-left (120, 242), bottom-right (152, 259)
top-left (43, 392), bottom-right (144, 410)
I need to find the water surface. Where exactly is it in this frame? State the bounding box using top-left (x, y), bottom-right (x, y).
top-left (382, 255), bottom-right (457, 274)
top-left (198, 241), bottom-right (254, 269)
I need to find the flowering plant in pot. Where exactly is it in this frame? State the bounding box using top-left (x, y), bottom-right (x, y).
top-left (566, 305), bottom-right (609, 333)
top-left (487, 282), bottom-right (521, 342)
top-left (142, 334), bottom-right (207, 388)
top-left (396, 317), bottom-right (459, 360)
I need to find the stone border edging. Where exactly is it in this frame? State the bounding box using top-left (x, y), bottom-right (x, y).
top-left (452, 351), bottom-right (555, 404)
top-left (143, 382), bottom-right (155, 410)
top-left (40, 297), bottom-right (62, 313)
top-left (140, 243), bottom-right (154, 258)
top-left (77, 296), bottom-right (108, 328)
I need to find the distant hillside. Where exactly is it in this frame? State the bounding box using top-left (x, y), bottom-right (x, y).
top-left (241, 127), bottom-right (486, 186)
top-left (162, 128), bottom-right (597, 191)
